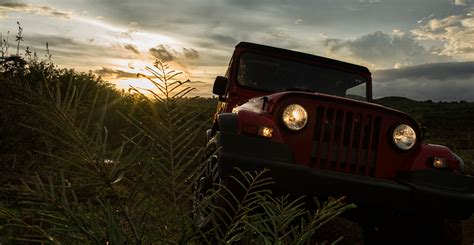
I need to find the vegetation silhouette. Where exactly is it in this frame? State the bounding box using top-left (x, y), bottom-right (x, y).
top-left (0, 46), bottom-right (355, 243)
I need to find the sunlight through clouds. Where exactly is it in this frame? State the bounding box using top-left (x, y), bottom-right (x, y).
top-left (0, 0), bottom-right (473, 100)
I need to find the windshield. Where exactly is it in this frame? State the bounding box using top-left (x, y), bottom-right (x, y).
top-left (237, 52), bottom-right (368, 100)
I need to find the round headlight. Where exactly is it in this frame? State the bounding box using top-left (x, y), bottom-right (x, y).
top-left (392, 124), bottom-right (417, 150)
top-left (282, 104), bottom-right (308, 131)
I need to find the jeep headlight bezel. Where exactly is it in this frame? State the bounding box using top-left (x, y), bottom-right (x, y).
top-left (281, 104), bottom-right (308, 131)
top-left (392, 124), bottom-right (417, 150)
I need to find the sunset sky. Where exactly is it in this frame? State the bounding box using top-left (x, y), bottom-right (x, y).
top-left (0, 0), bottom-right (473, 100)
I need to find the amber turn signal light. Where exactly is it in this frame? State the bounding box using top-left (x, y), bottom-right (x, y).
top-left (258, 126), bottom-right (273, 138)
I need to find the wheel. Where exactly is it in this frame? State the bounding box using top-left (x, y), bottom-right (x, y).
top-left (192, 135), bottom-right (245, 243)
top-left (193, 136), bottom-right (220, 230)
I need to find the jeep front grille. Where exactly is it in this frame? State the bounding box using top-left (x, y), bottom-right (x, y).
top-left (311, 106), bottom-right (382, 177)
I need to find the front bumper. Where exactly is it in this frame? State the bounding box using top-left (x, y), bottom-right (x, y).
top-left (215, 131), bottom-right (474, 219)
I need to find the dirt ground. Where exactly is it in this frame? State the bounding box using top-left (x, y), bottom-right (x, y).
top-left (463, 218), bottom-right (474, 245)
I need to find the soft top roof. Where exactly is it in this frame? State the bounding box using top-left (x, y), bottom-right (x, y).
top-left (236, 42), bottom-right (371, 75)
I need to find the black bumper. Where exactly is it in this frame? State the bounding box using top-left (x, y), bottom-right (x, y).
top-left (215, 132), bottom-right (474, 219)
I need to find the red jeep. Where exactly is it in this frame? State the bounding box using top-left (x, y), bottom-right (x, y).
top-left (196, 42), bottom-right (473, 242)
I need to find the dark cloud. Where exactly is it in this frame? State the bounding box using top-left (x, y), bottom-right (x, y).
top-left (208, 34), bottom-right (240, 47)
top-left (149, 44), bottom-right (176, 61)
top-left (22, 34), bottom-right (107, 58)
top-left (38, 6), bottom-right (70, 18)
top-left (35, 0), bottom-right (465, 60)
top-left (324, 31), bottom-right (451, 68)
top-left (374, 62), bottom-right (474, 82)
top-left (182, 48), bottom-right (199, 59)
top-left (123, 44), bottom-right (139, 54)
top-left (372, 62), bottom-right (474, 101)
top-left (0, 3), bottom-right (28, 17)
top-left (94, 67), bottom-right (136, 79)
top-left (0, 3), bottom-right (72, 19)
top-left (40, 0), bottom-right (462, 76)
top-left (50, 11), bottom-right (70, 19)
top-left (17, 34), bottom-right (127, 70)
top-left (224, 0), bottom-right (270, 9)
top-left (148, 45), bottom-right (200, 61)
top-left (0, 3), bottom-right (29, 8)
top-left (24, 35), bottom-right (78, 48)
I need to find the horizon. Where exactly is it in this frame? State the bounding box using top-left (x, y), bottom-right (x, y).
top-left (1, 0), bottom-right (473, 101)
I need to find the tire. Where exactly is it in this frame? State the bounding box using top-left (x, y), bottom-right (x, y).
top-left (192, 136), bottom-right (244, 243)
top-left (192, 136), bottom-right (220, 230)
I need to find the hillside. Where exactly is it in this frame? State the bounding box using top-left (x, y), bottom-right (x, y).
top-left (376, 97), bottom-right (474, 150)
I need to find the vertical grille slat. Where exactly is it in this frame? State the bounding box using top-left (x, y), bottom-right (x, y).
top-left (355, 114), bottom-right (366, 175)
top-left (345, 113), bottom-right (356, 173)
top-left (365, 116), bottom-right (375, 176)
top-left (335, 112), bottom-right (347, 171)
top-left (311, 105), bottom-right (381, 177)
top-left (315, 107), bottom-right (327, 169)
top-left (325, 110), bottom-right (338, 168)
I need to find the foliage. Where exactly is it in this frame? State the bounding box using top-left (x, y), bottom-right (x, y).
top-left (0, 55), bottom-right (352, 244)
top-left (196, 168), bottom-right (354, 244)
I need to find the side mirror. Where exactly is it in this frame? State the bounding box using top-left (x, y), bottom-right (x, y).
top-left (213, 76), bottom-right (228, 97)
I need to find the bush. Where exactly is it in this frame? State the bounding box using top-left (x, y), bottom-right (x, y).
top-left (0, 58), bottom-right (353, 244)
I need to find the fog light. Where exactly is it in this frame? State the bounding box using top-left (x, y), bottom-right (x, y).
top-left (433, 157), bottom-right (448, 168)
top-left (258, 126), bottom-right (273, 138)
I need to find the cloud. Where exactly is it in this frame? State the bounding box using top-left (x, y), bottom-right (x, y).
top-left (94, 67), bottom-right (137, 79)
top-left (182, 48), bottom-right (199, 59)
top-left (0, 3), bottom-right (28, 18)
top-left (411, 9), bottom-right (474, 60)
top-left (149, 44), bottom-right (176, 61)
top-left (0, 3), bottom-right (72, 19)
top-left (19, 34), bottom-right (128, 71)
top-left (374, 61), bottom-right (474, 81)
top-left (373, 62), bottom-right (474, 101)
top-left (324, 31), bottom-right (451, 69)
top-left (118, 22), bottom-right (139, 39)
top-left (24, 34), bottom-right (97, 54)
top-left (204, 34), bottom-right (239, 47)
top-left (0, 3), bottom-right (29, 10)
top-left (450, 0), bottom-right (471, 5)
top-left (358, 0), bottom-right (382, 3)
top-left (149, 44), bottom-right (200, 62)
top-left (123, 44), bottom-right (139, 54)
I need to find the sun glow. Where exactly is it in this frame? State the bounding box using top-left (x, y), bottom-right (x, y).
top-left (115, 77), bottom-right (157, 91)
top-left (75, 16), bottom-right (182, 55)
top-left (110, 62), bottom-right (191, 97)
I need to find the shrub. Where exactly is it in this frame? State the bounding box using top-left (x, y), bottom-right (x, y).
top-left (0, 58), bottom-right (353, 244)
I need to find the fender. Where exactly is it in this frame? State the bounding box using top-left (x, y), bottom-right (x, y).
top-left (410, 143), bottom-right (462, 172)
top-left (216, 113), bottom-right (238, 133)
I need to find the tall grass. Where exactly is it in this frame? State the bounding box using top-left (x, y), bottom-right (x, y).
top-left (0, 57), bottom-right (353, 244)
